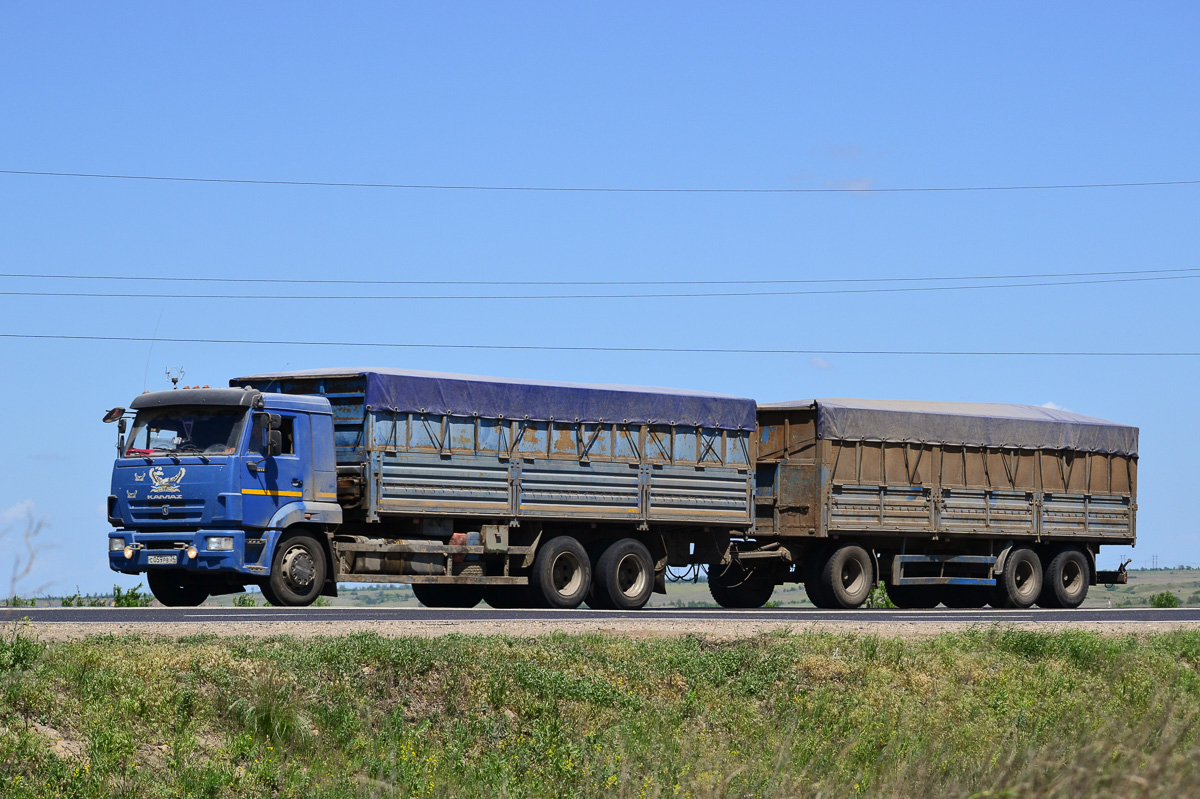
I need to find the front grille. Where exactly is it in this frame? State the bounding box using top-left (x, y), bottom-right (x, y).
top-left (128, 499), bottom-right (205, 523)
top-left (145, 541), bottom-right (189, 550)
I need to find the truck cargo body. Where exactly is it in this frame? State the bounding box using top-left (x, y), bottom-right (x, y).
top-left (240, 369), bottom-right (755, 530)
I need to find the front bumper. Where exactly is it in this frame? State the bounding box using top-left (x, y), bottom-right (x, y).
top-left (107, 529), bottom-right (273, 577)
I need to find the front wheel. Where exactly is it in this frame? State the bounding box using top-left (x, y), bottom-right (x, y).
top-left (819, 544), bottom-right (874, 609)
top-left (147, 570), bottom-right (210, 607)
top-left (265, 532), bottom-right (328, 607)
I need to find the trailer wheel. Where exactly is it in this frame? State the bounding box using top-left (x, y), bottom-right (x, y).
top-left (1039, 548), bottom-right (1090, 609)
top-left (593, 538), bottom-right (654, 610)
top-left (266, 531), bottom-right (327, 607)
top-left (819, 544), bottom-right (874, 609)
top-left (803, 545), bottom-right (837, 608)
top-left (708, 561), bottom-right (776, 608)
top-left (412, 583), bottom-right (483, 609)
top-left (884, 583), bottom-right (940, 609)
top-left (995, 546), bottom-right (1043, 609)
top-left (147, 571), bottom-right (210, 607)
top-left (531, 536), bottom-right (592, 609)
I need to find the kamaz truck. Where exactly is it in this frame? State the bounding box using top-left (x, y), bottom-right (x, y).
top-left (105, 368), bottom-right (1137, 609)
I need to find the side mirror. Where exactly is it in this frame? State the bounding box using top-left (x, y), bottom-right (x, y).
top-left (102, 407), bottom-right (125, 424)
top-left (267, 430), bottom-right (283, 457)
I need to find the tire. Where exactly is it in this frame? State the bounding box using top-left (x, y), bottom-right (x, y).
top-left (708, 561), bottom-right (776, 609)
top-left (266, 532), bottom-right (328, 607)
top-left (819, 544), bottom-right (874, 609)
top-left (884, 583), bottom-right (941, 609)
top-left (258, 581), bottom-right (283, 607)
top-left (147, 570), bottom-right (210, 607)
top-left (941, 586), bottom-right (991, 609)
top-left (994, 547), bottom-right (1043, 609)
top-left (412, 583), bottom-right (483, 609)
top-left (1039, 548), bottom-right (1090, 609)
top-left (593, 538), bottom-right (655, 610)
top-left (531, 536), bottom-right (592, 609)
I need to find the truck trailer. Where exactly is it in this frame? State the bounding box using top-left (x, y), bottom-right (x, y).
top-left (104, 368), bottom-right (1136, 610)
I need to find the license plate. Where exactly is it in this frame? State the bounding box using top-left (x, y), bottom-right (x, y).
top-left (147, 554), bottom-right (177, 565)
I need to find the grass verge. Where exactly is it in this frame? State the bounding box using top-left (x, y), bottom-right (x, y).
top-left (2, 624), bottom-right (1200, 797)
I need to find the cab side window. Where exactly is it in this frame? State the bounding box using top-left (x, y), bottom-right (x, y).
top-left (249, 414), bottom-right (296, 454)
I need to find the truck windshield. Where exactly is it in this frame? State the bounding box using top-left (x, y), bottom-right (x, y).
top-left (124, 406), bottom-right (248, 457)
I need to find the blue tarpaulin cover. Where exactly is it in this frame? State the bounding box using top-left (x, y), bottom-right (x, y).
top-left (759, 398), bottom-right (1138, 456)
top-left (235, 368), bottom-right (758, 430)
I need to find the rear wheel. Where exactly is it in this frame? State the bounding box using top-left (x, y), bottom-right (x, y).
top-left (1039, 548), bottom-right (1090, 609)
top-left (994, 547), bottom-right (1043, 609)
top-left (412, 583), bottom-right (483, 609)
top-left (266, 532), bottom-right (328, 607)
top-left (819, 544), bottom-right (874, 609)
top-left (531, 536), bottom-right (592, 609)
top-left (884, 583), bottom-right (941, 609)
top-left (147, 570), bottom-right (210, 607)
top-left (708, 561), bottom-right (775, 608)
top-left (593, 538), bottom-right (655, 610)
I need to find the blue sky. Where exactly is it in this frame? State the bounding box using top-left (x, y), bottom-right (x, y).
top-left (1, 3), bottom-right (1196, 593)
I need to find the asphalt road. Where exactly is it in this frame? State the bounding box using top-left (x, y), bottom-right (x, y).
top-left (5, 606), bottom-right (1198, 625)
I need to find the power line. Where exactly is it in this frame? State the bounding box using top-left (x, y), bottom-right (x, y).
top-left (0, 273), bottom-right (1194, 301)
top-left (3, 168), bottom-right (1198, 194)
top-left (2, 266), bottom-right (1196, 287)
top-left (2, 332), bottom-right (1197, 357)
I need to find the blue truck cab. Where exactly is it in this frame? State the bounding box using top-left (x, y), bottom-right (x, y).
top-left (106, 386), bottom-right (341, 606)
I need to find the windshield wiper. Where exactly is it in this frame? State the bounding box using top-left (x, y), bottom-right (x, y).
top-left (177, 446), bottom-right (211, 464)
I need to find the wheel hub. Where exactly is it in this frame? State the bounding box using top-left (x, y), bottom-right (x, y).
top-left (550, 552), bottom-right (583, 595)
top-left (281, 545), bottom-right (315, 590)
top-left (616, 554), bottom-right (648, 599)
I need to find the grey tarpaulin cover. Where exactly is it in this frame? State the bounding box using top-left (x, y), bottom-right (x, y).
top-left (235, 368), bottom-right (758, 430)
top-left (758, 399), bottom-right (1138, 456)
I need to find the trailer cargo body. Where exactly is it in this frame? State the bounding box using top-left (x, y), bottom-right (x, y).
top-left (753, 399), bottom-right (1137, 608)
top-left (104, 369), bottom-right (1137, 611)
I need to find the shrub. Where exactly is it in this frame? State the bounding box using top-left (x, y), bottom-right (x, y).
top-left (61, 587), bottom-right (108, 607)
top-left (0, 623), bottom-right (44, 670)
top-left (1151, 591), bottom-right (1181, 609)
top-left (866, 581), bottom-right (897, 609)
top-left (233, 592), bottom-right (258, 607)
top-left (113, 583), bottom-right (153, 608)
top-left (2, 595), bottom-right (36, 608)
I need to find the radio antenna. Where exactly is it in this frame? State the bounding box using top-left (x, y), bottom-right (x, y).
top-left (166, 366), bottom-right (185, 389)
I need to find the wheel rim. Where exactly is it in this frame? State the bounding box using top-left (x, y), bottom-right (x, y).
top-left (550, 551), bottom-right (583, 596)
top-left (1013, 557), bottom-right (1037, 601)
top-left (615, 553), bottom-right (648, 599)
top-left (1061, 559), bottom-right (1084, 597)
top-left (281, 544), bottom-right (315, 592)
top-left (840, 556), bottom-right (866, 596)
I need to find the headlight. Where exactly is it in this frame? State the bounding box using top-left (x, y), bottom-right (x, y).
top-left (110, 537), bottom-right (126, 552)
top-left (206, 536), bottom-right (234, 552)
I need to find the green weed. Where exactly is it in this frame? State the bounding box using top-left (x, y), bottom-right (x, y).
top-left (112, 583), bottom-right (152, 608)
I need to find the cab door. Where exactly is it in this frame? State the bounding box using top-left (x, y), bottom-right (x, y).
top-left (241, 413), bottom-right (312, 528)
